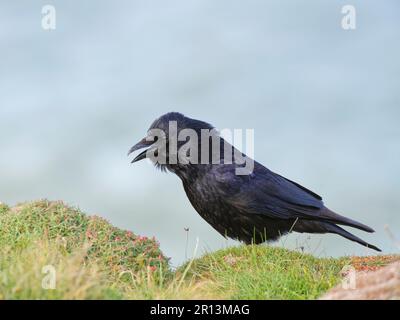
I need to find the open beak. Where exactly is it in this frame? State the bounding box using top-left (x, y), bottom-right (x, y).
top-left (128, 137), bottom-right (154, 163)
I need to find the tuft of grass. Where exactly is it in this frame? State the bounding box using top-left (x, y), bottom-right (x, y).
top-left (0, 200), bottom-right (396, 299)
top-left (0, 240), bottom-right (121, 299)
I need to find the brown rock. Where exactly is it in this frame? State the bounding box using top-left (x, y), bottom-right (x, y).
top-left (320, 262), bottom-right (400, 300)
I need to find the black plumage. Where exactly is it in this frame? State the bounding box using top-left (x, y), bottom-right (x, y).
top-left (129, 112), bottom-right (381, 252)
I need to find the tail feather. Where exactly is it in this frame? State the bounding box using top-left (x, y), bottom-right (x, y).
top-left (324, 223), bottom-right (381, 252)
top-left (320, 207), bottom-right (374, 233)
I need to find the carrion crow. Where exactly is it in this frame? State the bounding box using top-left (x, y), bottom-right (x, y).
top-left (128, 112), bottom-right (381, 252)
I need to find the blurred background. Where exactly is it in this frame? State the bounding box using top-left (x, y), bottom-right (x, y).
top-left (1, 0), bottom-right (399, 267)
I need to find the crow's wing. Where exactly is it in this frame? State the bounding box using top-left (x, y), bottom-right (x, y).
top-left (210, 161), bottom-right (375, 233)
top-left (212, 162), bottom-right (324, 220)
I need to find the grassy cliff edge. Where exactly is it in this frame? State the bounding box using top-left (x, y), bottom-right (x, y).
top-left (0, 200), bottom-right (397, 299)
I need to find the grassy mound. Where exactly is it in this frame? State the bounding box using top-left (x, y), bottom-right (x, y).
top-left (0, 200), bottom-right (169, 299)
top-left (0, 200), bottom-right (397, 299)
top-left (181, 246), bottom-right (348, 299)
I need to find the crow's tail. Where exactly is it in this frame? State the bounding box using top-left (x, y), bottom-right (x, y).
top-left (319, 207), bottom-right (375, 233)
top-left (324, 223), bottom-right (381, 252)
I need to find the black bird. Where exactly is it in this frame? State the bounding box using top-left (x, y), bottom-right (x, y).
top-left (128, 112), bottom-right (381, 252)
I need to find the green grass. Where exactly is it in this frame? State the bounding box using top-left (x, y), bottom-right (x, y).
top-left (0, 200), bottom-right (170, 299)
top-left (0, 200), bottom-right (394, 299)
top-left (182, 246), bottom-right (348, 299)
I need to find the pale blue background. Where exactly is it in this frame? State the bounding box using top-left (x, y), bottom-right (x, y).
top-left (1, 0), bottom-right (399, 266)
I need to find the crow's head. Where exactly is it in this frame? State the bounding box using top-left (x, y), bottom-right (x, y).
top-left (128, 112), bottom-right (216, 172)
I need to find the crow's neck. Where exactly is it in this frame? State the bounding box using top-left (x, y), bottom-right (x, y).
top-left (167, 163), bottom-right (207, 183)
top-left (161, 136), bottom-right (235, 181)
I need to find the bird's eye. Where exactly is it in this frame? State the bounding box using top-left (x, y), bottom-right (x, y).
top-left (146, 135), bottom-right (158, 142)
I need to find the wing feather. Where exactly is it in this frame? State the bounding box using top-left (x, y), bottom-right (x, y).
top-left (213, 162), bottom-right (323, 220)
